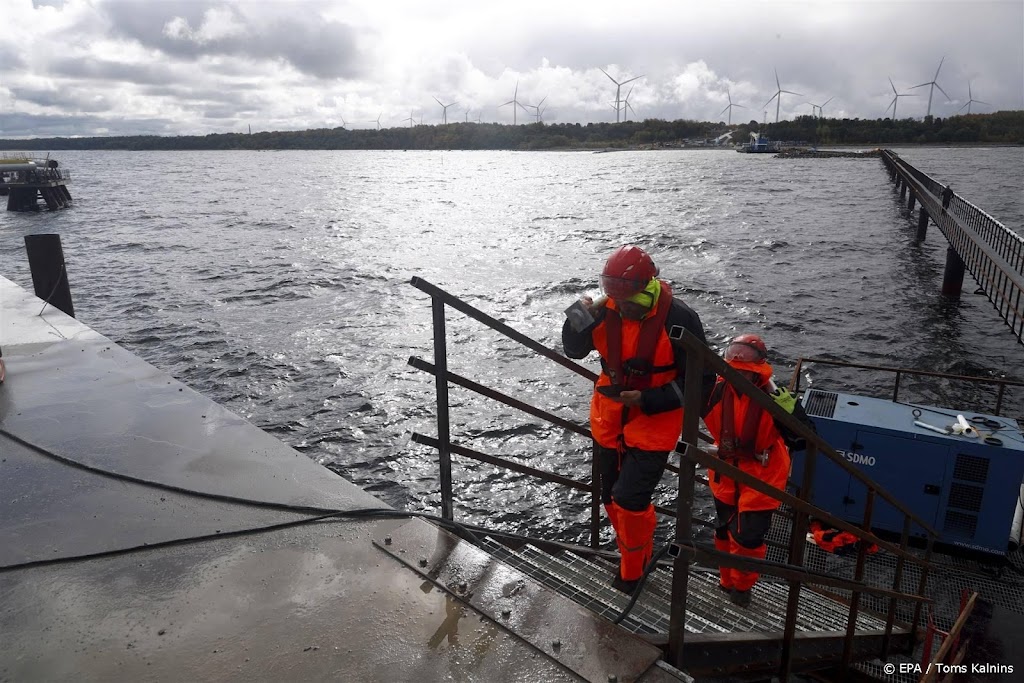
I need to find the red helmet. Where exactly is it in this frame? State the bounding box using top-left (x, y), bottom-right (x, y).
top-left (724, 334), bottom-right (768, 363)
top-left (600, 245), bottom-right (658, 299)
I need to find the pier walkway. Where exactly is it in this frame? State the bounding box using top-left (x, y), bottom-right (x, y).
top-left (882, 149), bottom-right (1024, 343)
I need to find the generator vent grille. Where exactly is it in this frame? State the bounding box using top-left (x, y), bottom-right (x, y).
top-left (804, 390), bottom-right (838, 418)
top-left (948, 482), bottom-right (984, 513)
top-left (943, 510), bottom-right (978, 538)
top-left (953, 453), bottom-right (989, 483)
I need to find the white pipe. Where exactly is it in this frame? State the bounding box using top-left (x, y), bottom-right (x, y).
top-left (914, 420), bottom-right (950, 435)
top-left (1010, 483), bottom-right (1024, 551)
top-left (956, 414), bottom-right (978, 438)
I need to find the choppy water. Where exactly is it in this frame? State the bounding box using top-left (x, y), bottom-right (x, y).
top-left (2, 146), bottom-right (1022, 544)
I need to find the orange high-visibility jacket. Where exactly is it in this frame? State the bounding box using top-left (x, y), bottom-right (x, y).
top-left (703, 363), bottom-right (790, 511)
top-left (590, 287), bottom-right (682, 452)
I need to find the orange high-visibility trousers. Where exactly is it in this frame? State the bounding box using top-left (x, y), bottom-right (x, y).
top-left (608, 501), bottom-right (656, 581)
top-left (728, 535), bottom-right (767, 591)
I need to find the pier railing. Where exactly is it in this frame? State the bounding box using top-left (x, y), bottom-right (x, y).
top-left (881, 150), bottom-right (1024, 343)
top-left (408, 276), bottom-right (939, 679)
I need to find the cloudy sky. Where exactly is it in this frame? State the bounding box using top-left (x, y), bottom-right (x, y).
top-left (1, 0), bottom-right (1021, 138)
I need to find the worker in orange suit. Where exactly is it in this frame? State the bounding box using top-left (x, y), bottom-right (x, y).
top-left (563, 245), bottom-right (714, 593)
top-left (703, 333), bottom-right (813, 607)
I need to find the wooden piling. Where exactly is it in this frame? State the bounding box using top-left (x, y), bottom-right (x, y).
top-left (4, 159), bottom-right (73, 211)
top-left (941, 246), bottom-right (966, 298)
top-left (907, 192), bottom-right (916, 213)
top-left (917, 208), bottom-right (929, 241)
top-left (900, 180), bottom-right (907, 201)
top-left (24, 233), bottom-right (75, 317)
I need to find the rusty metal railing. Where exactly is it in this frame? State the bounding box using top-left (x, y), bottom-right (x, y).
top-left (669, 329), bottom-right (937, 678)
top-left (409, 276), bottom-right (937, 679)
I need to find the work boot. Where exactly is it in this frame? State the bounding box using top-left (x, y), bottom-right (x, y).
top-left (611, 574), bottom-right (641, 595)
top-left (729, 589), bottom-right (752, 608)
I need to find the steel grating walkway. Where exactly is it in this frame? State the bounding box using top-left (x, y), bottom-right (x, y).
top-left (766, 507), bottom-right (1024, 682)
top-left (476, 534), bottom-right (892, 640)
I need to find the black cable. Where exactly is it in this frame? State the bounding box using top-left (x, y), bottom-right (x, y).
top-left (613, 543), bottom-right (673, 625)
top-left (38, 262), bottom-right (67, 316)
top-left (1, 426), bottom-right (643, 574)
top-left (0, 425), bottom-right (348, 516)
top-left (901, 402), bottom-right (1024, 446)
top-left (1, 425), bottom-right (723, 568)
top-left (3, 509), bottom-right (348, 572)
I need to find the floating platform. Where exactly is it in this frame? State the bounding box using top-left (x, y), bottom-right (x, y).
top-left (0, 274), bottom-right (677, 683)
top-left (1, 157), bottom-right (72, 211)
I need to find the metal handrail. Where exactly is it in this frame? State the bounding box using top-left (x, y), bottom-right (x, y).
top-left (409, 276), bottom-right (934, 678)
top-left (789, 356), bottom-right (1024, 417)
top-left (682, 332), bottom-right (939, 537)
top-left (670, 329), bottom-right (938, 677)
top-left (882, 150), bottom-right (1024, 343)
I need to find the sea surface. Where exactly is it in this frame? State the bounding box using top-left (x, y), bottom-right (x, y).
top-left (2, 146), bottom-right (1023, 546)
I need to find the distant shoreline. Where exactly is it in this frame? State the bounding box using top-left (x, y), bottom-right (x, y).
top-left (2, 142), bottom-right (1020, 154)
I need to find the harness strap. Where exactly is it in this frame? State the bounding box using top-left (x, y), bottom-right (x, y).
top-left (718, 383), bottom-right (765, 459)
top-left (603, 281), bottom-right (673, 390)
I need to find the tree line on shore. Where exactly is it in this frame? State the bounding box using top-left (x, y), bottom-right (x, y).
top-left (1, 111), bottom-right (1020, 151)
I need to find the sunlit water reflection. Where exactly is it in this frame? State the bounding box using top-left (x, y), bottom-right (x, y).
top-left (2, 146), bottom-right (1022, 545)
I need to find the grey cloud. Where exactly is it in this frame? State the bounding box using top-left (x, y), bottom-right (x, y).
top-left (139, 84), bottom-right (263, 101)
top-left (0, 112), bottom-right (178, 138)
top-left (202, 105), bottom-right (245, 120)
top-left (10, 86), bottom-right (112, 113)
top-left (49, 57), bottom-right (177, 86)
top-left (0, 44), bottom-right (25, 71)
top-left (100, 0), bottom-right (366, 79)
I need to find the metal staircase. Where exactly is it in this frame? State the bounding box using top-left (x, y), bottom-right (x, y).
top-left (473, 532), bottom-right (915, 679)
top-left (407, 276), bottom-right (938, 680)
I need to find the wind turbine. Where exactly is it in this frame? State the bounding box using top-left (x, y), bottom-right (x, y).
top-left (911, 57), bottom-right (951, 117)
top-left (403, 112), bottom-right (415, 128)
top-left (958, 80), bottom-right (990, 114)
top-left (434, 97), bottom-right (457, 125)
top-left (806, 96), bottom-right (834, 118)
top-left (600, 68), bottom-right (643, 123)
top-left (763, 69), bottom-right (802, 123)
top-left (814, 96), bottom-right (834, 118)
top-left (719, 89), bottom-right (746, 125)
top-left (339, 115), bottom-right (349, 129)
top-left (618, 87), bottom-right (634, 121)
top-left (500, 80), bottom-right (523, 125)
top-left (371, 113), bottom-right (382, 130)
top-left (520, 96), bottom-right (547, 123)
top-left (885, 77), bottom-right (916, 120)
